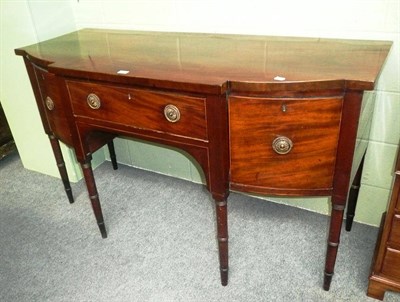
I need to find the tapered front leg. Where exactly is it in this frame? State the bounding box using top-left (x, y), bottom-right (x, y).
top-left (345, 156), bottom-right (365, 231)
top-left (214, 195), bottom-right (229, 286)
top-left (48, 135), bottom-right (74, 203)
top-left (107, 140), bottom-right (118, 170)
top-left (204, 94), bottom-right (230, 285)
top-left (323, 203), bottom-right (345, 290)
top-left (324, 90), bottom-right (363, 290)
top-left (80, 160), bottom-right (107, 239)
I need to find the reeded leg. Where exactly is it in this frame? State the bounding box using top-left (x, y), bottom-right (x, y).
top-left (323, 203), bottom-right (345, 290)
top-left (48, 135), bottom-right (74, 203)
top-left (107, 141), bottom-right (118, 170)
top-left (345, 156), bottom-right (365, 231)
top-left (81, 160), bottom-right (107, 239)
top-left (214, 196), bottom-right (229, 286)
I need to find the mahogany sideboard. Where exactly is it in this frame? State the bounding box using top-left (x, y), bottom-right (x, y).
top-left (368, 142), bottom-right (400, 300)
top-left (15, 29), bottom-right (391, 290)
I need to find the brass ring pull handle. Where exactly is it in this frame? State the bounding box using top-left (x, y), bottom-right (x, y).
top-left (272, 136), bottom-right (293, 155)
top-left (87, 93), bottom-right (101, 109)
top-left (45, 96), bottom-right (54, 111)
top-left (164, 104), bottom-right (181, 123)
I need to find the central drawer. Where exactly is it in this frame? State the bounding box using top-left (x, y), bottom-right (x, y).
top-left (229, 95), bottom-right (343, 194)
top-left (67, 81), bottom-right (208, 141)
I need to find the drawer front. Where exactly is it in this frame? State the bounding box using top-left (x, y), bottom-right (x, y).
top-left (229, 96), bottom-right (343, 192)
top-left (389, 214), bottom-right (400, 246)
top-left (381, 247), bottom-right (400, 281)
top-left (67, 81), bottom-right (207, 141)
top-left (397, 189), bottom-right (400, 211)
top-left (33, 66), bottom-right (72, 145)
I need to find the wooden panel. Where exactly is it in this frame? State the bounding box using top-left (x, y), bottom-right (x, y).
top-left (381, 248), bottom-right (400, 281)
top-left (229, 95), bottom-right (342, 194)
top-left (389, 214), bottom-right (400, 246)
top-left (67, 81), bottom-right (207, 141)
top-left (397, 190), bottom-right (400, 211)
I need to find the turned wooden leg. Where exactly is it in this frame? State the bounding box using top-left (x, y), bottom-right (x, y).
top-left (346, 156), bottom-right (365, 231)
top-left (323, 203), bottom-right (345, 291)
top-left (48, 135), bottom-right (74, 203)
top-left (81, 160), bottom-right (107, 239)
top-left (214, 197), bottom-right (229, 286)
top-left (107, 140), bottom-right (118, 170)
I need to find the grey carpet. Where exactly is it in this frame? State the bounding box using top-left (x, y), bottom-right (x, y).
top-left (1, 152), bottom-right (399, 302)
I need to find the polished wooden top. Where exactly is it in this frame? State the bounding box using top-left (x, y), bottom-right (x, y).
top-left (15, 28), bottom-right (391, 93)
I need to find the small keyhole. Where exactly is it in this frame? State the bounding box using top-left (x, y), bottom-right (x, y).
top-left (281, 104), bottom-right (287, 112)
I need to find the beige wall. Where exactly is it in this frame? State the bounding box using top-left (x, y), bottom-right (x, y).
top-left (0, 0), bottom-right (106, 181)
top-left (1, 0), bottom-right (399, 226)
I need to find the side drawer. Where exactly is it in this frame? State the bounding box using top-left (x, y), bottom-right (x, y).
top-left (33, 65), bottom-right (72, 145)
top-left (67, 81), bottom-right (208, 141)
top-left (229, 95), bottom-right (343, 194)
